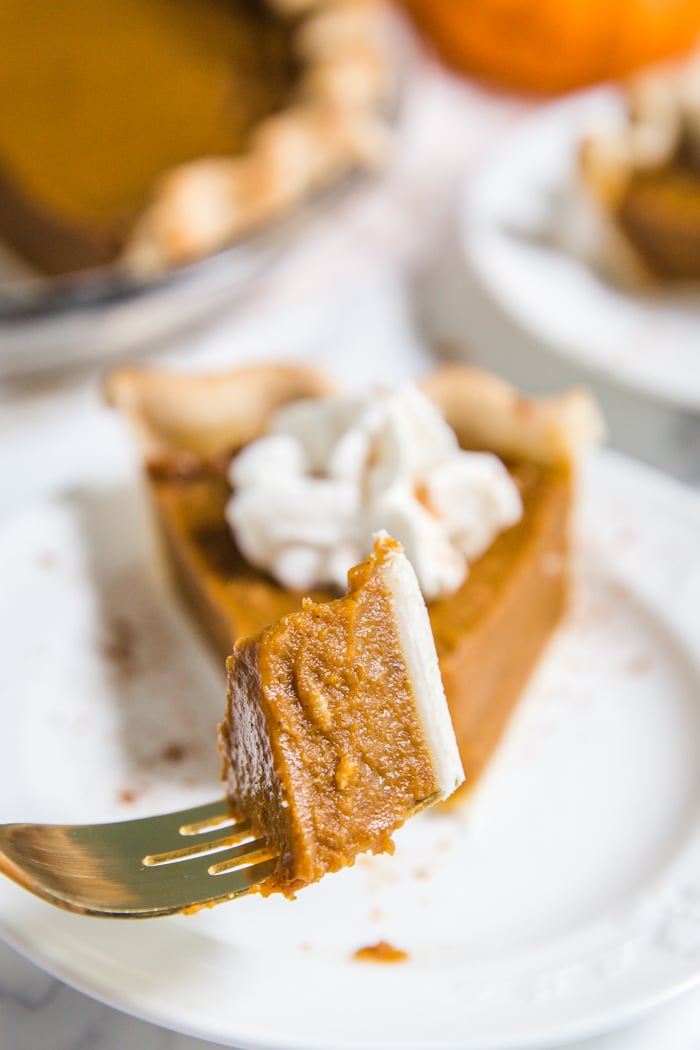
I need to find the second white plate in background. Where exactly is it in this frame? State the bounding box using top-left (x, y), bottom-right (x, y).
top-left (460, 88), bottom-right (700, 413)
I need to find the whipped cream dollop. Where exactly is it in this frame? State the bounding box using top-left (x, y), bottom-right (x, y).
top-left (226, 386), bottom-right (522, 602)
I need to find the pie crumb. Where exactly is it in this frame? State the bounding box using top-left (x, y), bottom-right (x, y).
top-left (352, 940), bottom-right (409, 964)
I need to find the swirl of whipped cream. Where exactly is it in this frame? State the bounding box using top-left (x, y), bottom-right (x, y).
top-left (226, 386), bottom-right (522, 601)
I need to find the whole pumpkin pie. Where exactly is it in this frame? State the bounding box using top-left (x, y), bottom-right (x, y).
top-left (580, 54), bottom-right (700, 283)
top-left (106, 363), bottom-right (602, 795)
top-left (0, 0), bottom-right (390, 276)
top-left (221, 532), bottom-right (464, 896)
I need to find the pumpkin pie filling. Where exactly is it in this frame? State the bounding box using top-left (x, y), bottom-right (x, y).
top-left (617, 165), bottom-right (700, 280)
top-left (220, 534), bottom-right (463, 896)
top-left (107, 363), bottom-right (601, 796)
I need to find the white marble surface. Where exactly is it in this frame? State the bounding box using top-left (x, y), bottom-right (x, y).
top-left (2, 37), bottom-right (700, 1050)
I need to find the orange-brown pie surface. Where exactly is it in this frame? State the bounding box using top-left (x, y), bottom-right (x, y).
top-left (106, 363), bottom-right (601, 796)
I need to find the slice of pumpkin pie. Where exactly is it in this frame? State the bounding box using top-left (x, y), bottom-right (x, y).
top-left (220, 532), bottom-right (464, 896)
top-left (579, 55), bottom-right (700, 283)
top-left (106, 363), bottom-right (602, 797)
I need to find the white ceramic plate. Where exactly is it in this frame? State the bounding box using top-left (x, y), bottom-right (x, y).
top-left (1, 451), bottom-right (700, 1050)
top-left (463, 88), bottom-right (700, 413)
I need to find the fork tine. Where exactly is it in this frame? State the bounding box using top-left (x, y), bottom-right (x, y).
top-left (0, 800), bottom-right (278, 918)
top-left (144, 823), bottom-right (256, 866)
top-left (113, 798), bottom-right (239, 851)
top-left (124, 844), bottom-right (278, 916)
top-left (134, 803), bottom-right (260, 864)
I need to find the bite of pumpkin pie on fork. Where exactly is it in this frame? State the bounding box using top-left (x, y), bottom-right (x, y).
top-left (0, 534), bottom-right (464, 916)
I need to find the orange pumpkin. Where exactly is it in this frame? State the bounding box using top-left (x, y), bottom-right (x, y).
top-left (400, 0), bottom-right (700, 94)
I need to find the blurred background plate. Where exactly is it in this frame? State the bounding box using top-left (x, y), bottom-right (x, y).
top-left (0, 188), bottom-right (344, 380)
top-left (0, 226), bottom-right (279, 380)
top-left (460, 87), bottom-right (700, 413)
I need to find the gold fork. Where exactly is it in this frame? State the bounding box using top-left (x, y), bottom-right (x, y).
top-left (0, 799), bottom-right (277, 918)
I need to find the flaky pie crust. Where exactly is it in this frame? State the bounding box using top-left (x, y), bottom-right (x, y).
top-left (123, 0), bottom-right (392, 275)
top-left (105, 361), bottom-right (603, 467)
